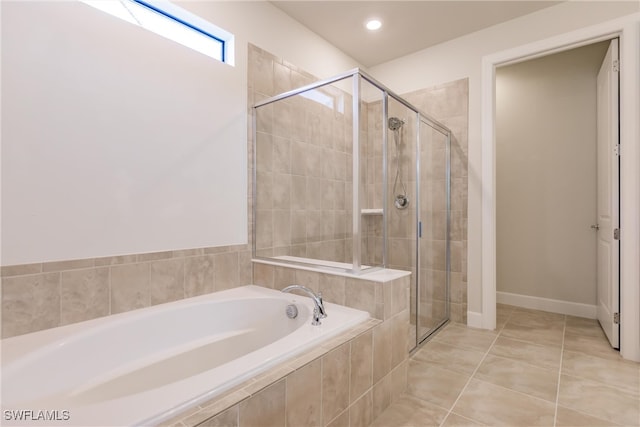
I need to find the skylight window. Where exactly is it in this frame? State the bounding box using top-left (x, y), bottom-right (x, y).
top-left (81, 0), bottom-right (234, 65)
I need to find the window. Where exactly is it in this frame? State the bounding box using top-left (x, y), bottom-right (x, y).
top-left (81, 0), bottom-right (234, 65)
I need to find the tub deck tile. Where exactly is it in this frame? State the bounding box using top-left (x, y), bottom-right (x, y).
top-left (242, 365), bottom-right (295, 396)
top-left (168, 319), bottom-right (378, 427)
top-left (184, 390), bottom-right (250, 427)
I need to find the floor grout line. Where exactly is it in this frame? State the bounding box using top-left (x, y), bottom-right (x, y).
top-left (393, 306), bottom-right (639, 427)
top-left (437, 308), bottom-right (513, 427)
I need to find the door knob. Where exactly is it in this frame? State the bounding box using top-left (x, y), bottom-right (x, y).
top-left (591, 224), bottom-right (600, 230)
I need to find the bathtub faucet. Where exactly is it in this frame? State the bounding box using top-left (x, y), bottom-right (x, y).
top-left (281, 285), bottom-right (327, 326)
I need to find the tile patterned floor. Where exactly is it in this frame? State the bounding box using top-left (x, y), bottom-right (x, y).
top-left (372, 304), bottom-right (640, 427)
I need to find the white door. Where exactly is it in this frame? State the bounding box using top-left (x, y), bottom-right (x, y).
top-left (596, 39), bottom-right (620, 349)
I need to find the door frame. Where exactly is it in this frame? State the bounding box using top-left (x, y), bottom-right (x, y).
top-left (480, 14), bottom-right (640, 361)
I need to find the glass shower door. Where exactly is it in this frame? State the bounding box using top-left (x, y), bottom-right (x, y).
top-left (417, 118), bottom-right (450, 343)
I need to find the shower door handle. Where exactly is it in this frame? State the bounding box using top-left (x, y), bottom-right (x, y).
top-left (418, 221), bottom-right (422, 238)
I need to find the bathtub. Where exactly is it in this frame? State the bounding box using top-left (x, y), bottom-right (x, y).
top-left (1, 285), bottom-right (369, 426)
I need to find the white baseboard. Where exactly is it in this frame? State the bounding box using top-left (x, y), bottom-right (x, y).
top-left (467, 311), bottom-right (484, 328)
top-left (497, 291), bottom-right (597, 319)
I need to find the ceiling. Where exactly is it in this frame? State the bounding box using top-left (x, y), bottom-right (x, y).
top-left (271, 1), bottom-right (562, 67)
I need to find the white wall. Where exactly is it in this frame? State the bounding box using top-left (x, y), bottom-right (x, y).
top-left (496, 42), bottom-right (608, 306)
top-left (0, 1), bottom-right (360, 265)
top-left (368, 1), bottom-right (639, 314)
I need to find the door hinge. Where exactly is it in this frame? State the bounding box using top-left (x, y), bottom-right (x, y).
top-left (614, 312), bottom-right (620, 324)
top-left (614, 144), bottom-right (620, 156)
top-left (614, 228), bottom-right (620, 240)
top-left (613, 59), bottom-right (620, 72)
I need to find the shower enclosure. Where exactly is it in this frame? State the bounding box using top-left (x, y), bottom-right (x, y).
top-left (252, 69), bottom-right (451, 348)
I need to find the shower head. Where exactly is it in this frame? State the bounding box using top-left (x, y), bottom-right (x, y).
top-left (388, 117), bottom-right (404, 131)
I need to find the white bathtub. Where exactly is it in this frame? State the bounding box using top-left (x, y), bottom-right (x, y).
top-left (1, 285), bottom-right (369, 426)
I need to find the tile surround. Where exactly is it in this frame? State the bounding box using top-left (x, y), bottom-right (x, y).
top-left (1, 246), bottom-right (252, 338)
top-left (162, 316), bottom-right (411, 427)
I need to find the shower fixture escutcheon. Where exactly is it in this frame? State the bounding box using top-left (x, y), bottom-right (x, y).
top-left (395, 194), bottom-right (410, 209)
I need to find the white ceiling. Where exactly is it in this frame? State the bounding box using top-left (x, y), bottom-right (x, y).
top-left (271, 1), bottom-right (562, 67)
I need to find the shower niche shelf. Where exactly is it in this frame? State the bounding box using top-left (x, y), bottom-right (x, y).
top-left (361, 209), bottom-right (383, 216)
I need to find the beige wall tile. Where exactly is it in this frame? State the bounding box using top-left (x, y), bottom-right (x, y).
top-left (373, 320), bottom-right (393, 384)
top-left (110, 263), bottom-right (150, 314)
top-left (198, 406), bottom-right (238, 427)
top-left (253, 263), bottom-right (274, 288)
top-left (272, 174), bottom-right (291, 211)
top-left (256, 132), bottom-right (273, 174)
top-left (273, 266), bottom-right (295, 290)
top-left (318, 274), bottom-right (346, 306)
top-left (350, 330), bottom-right (373, 403)
top-left (345, 279), bottom-right (376, 317)
top-left (389, 277), bottom-right (409, 317)
top-left (273, 211), bottom-right (291, 247)
top-left (60, 267), bottom-right (109, 325)
top-left (239, 380), bottom-right (285, 427)
top-left (249, 51), bottom-right (274, 97)
top-left (214, 252), bottom-right (239, 291)
top-left (184, 255), bottom-right (215, 297)
top-left (390, 360), bottom-right (408, 401)
top-left (294, 270), bottom-right (320, 293)
top-left (94, 255), bottom-right (137, 267)
top-left (255, 102), bottom-right (273, 135)
top-left (390, 311), bottom-right (409, 368)
top-left (272, 136), bottom-right (291, 175)
top-left (372, 373), bottom-right (392, 421)
top-left (42, 258), bottom-right (94, 273)
top-left (172, 248), bottom-right (205, 258)
top-left (1, 272), bottom-right (60, 337)
top-left (150, 259), bottom-right (185, 305)
top-left (349, 390), bottom-right (372, 427)
top-left (324, 409), bottom-right (349, 427)
top-left (1, 263), bottom-right (42, 277)
top-left (285, 359), bottom-right (322, 427)
top-left (322, 343), bottom-right (351, 424)
top-left (137, 251), bottom-right (173, 262)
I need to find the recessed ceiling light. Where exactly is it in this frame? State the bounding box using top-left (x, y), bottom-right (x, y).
top-left (365, 19), bottom-right (382, 31)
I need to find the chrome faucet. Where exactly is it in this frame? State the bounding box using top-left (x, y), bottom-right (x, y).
top-left (281, 285), bottom-right (327, 326)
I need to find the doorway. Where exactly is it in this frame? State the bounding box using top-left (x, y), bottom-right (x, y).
top-left (494, 40), bottom-right (620, 348)
top-left (481, 17), bottom-right (640, 362)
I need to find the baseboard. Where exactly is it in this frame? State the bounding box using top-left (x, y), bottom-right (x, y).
top-left (497, 291), bottom-right (597, 319)
top-left (467, 311), bottom-right (484, 328)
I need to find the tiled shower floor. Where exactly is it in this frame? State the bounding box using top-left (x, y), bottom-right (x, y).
top-left (373, 304), bottom-right (640, 426)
